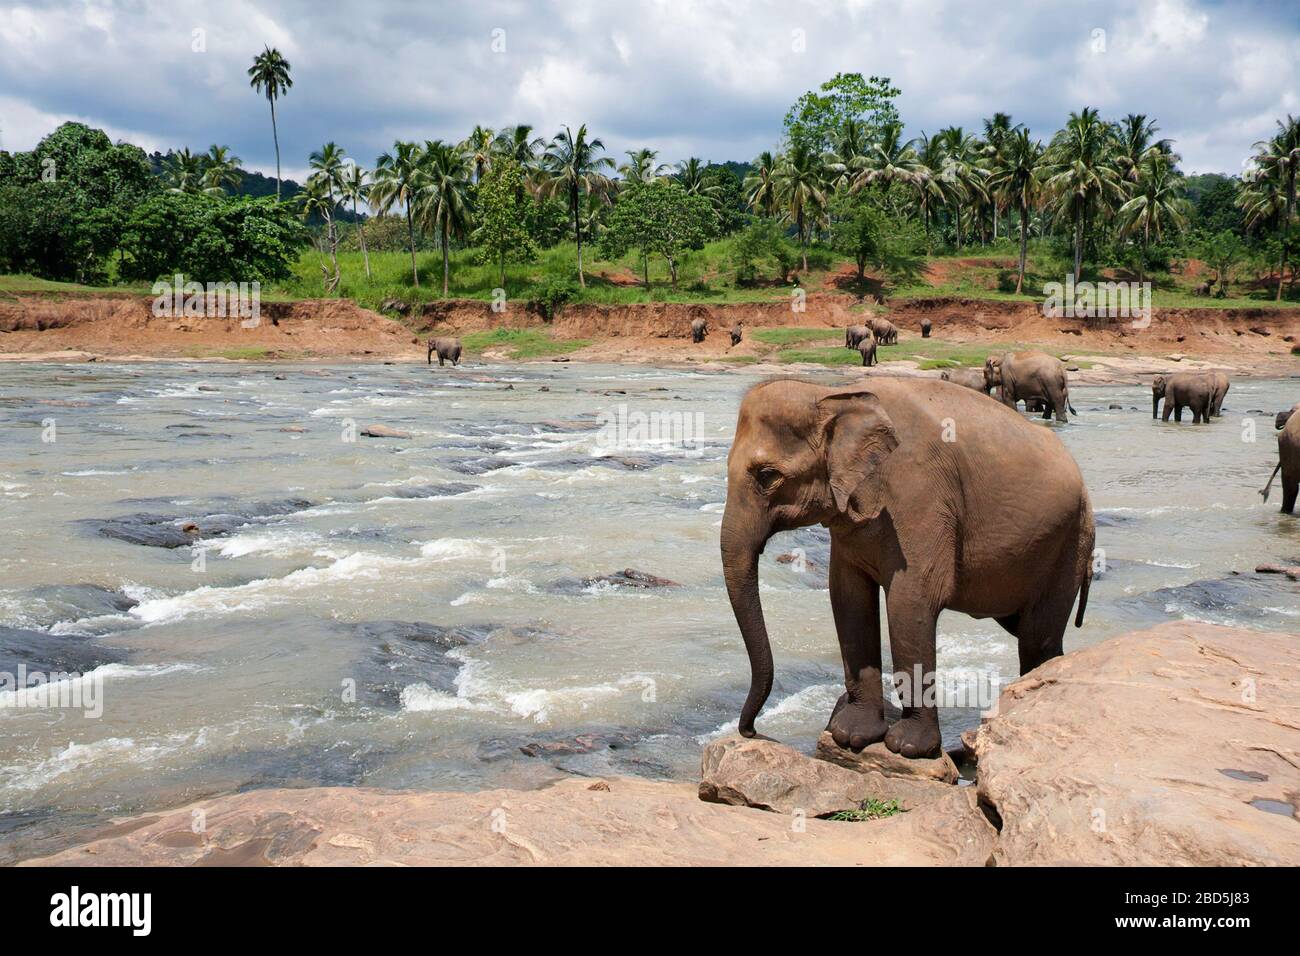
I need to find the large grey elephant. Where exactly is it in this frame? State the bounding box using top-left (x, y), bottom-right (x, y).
top-left (845, 324), bottom-right (871, 349)
top-left (858, 336), bottom-right (878, 367)
top-left (721, 378), bottom-right (1095, 758)
top-left (1261, 403), bottom-right (1300, 514)
top-left (870, 318), bottom-right (898, 345)
top-left (691, 318), bottom-right (708, 343)
top-left (1152, 372), bottom-right (1213, 423)
top-left (940, 368), bottom-right (991, 394)
top-left (984, 351), bottom-right (1076, 422)
top-left (427, 337), bottom-right (463, 366)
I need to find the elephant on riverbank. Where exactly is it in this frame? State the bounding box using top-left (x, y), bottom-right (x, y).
top-left (984, 351), bottom-right (1076, 422)
top-left (870, 318), bottom-right (898, 345)
top-left (1261, 403), bottom-right (1300, 514)
top-left (920, 318), bottom-right (932, 339)
top-left (427, 337), bottom-right (463, 366)
top-left (939, 368), bottom-right (990, 394)
top-left (721, 377), bottom-right (1094, 758)
top-left (1152, 372), bottom-right (1213, 423)
top-left (730, 323), bottom-right (743, 346)
top-left (858, 336), bottom-right (878, 367)
top-left (691, 318), bottom-right (708, 343)
top-left (845, 324), bottom-right (871, 349)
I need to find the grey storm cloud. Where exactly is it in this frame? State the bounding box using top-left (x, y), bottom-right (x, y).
top-left (1, 0), bottom-right (1297, 181)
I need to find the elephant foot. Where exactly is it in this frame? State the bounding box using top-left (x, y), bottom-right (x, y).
top-left (826, 694), bottom-right (887, 752)
top-left (884, 712), bottom-right (942, 759)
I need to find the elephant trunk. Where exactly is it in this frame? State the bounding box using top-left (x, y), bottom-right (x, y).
top-left (720, 502), bottom-right (773, 738)
top-left (1152, 393), bottom-right (1160, 419)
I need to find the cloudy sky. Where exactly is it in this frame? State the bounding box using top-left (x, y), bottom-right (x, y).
top-left (1, 0), bottom-right (1297, 184)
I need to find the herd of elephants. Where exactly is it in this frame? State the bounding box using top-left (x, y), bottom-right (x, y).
top-left (422, 317), bottom-right (1298, 759)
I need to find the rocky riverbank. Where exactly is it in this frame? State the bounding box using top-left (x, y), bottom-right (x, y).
top-left (22, 622), bottom-right (1299, 867)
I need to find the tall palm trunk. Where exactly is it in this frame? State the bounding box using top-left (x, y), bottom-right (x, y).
top-left (1139, 220), bottom-right (1149, 286)
top-left (571, 184), bottom-right (585, 288)
top-left (1278, 172), bottom-right (1295, 301)
top-left (405, 201), bottom-right (419, 288)
top-left (798, 210), bottom-right (808, 272)
top-left (1016, 206), bottom-right (1029, 294)
top-left (1073, 211), bottom-right (1083, 280)
top-left (269, 97), bottom-right (281, 202)
top-left (441, 223), bottom-right (450, 297)
top-left (354, 197), bottom-right (371, 279)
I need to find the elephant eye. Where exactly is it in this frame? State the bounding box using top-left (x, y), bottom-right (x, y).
top-left (755, 467), bottom-right (783, 492)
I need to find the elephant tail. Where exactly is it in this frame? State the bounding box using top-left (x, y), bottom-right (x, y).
top-left (1074, 563), bottom-right (1091, 628)
top-left (1074, 494), bottom-right (1094, 628)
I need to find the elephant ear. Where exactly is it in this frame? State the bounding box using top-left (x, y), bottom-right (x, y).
top-left (817, 390), bottom-right (899, 523)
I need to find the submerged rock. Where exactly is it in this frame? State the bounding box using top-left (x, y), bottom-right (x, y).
top-left (582, 568), bottom-right (682, 589)
top-left (80, 498), bottom-right (313, 548)
top-left (359, 424), bottom-right (411, 439)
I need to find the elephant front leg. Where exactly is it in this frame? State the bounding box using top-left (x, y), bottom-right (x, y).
top-left (882, 593), bottom-right (942, 758)
top-left (826, 545), bottom-right (887, 751)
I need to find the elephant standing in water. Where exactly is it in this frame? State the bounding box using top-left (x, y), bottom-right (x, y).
top-left (691, 318), bottom-right (708, 343)
top-left (1206, 370), bottom-right (1230, 417)
top-left (427, 337), bottom-right (463, 366)
top-left (721, 378), bottom-right (1095, 758)
top-left (1261, 403), bottom-right (1300, 514)
top-left (1152, 372), bottom-right (1213, 423)
top-left (984, 351), bottom-right (1076, 422)
top-left (940, 368), bottom-right (991, 394)
top-left (845, 324), bottom-right (871, 349)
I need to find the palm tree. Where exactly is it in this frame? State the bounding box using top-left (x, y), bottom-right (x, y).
top-left (981, 113), bottom-right (1020, 238)
top-left (493, 124), bottom-right (546, 199)
top-left (619, 148), bottom-right (669, 185)
top-left (1040, 107), bottom-right (1124, 279)
top-left (853, 121), bottom-right (922, 198)
top-left (986, 128), bottom-right (1044, 293)
top-left (200, 145), bottom-right (242, 195)
top-left (775, 143), bottom-right (829, 271)
top-left (247, 46), bottom-right (292, 201)
top-left (938, 127), bottom-right (985, 250)
top-left (341, 163), bottom-right (371, 279)
top-left (462, 125), bottom-right (495, 183)
top-left (539, 125), bottom-right (614, 287)
top-left (163, 148), bottom-right (207, 194)
top-left (372, 141), bottom-right (427, 287)
top-left (309, 142), bottom-right (347, 274)
top-left (417, 140), bottom-right (474, 296)
top-left (826, 119), bottom-right (870, 190)
top-left (1251, 115), bottom-right (1300, 299)
top-left (298, 176), bottom-right (340, 294)
top-left (1116, 151), bottom-right (1189, 285)
top-left (743, 150), bottom-right (780, 218)
top-left (1114, 114), bottom-right (1171, 185)
top-left (910, 132), bottom-right (948, 249)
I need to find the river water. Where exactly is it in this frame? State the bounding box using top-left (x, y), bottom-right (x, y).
top-left (1, 361), bottom-right (1297, 861)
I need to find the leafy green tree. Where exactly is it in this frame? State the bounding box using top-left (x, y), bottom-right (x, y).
top-left (1249, 115), bottom-right (1300, 299)
top-left (1117, 151), bottom-right (1189, 285)
top-left (775, 142), bottom-right (829, 271)
top-left (119, 193), bottom-right (307, 283)
top-left (474, 158), bottom-right (539, 287)
top-left (783, 73), bottom-right (901, 154)
top-left (371, 141), bottom-right (427, 286)
top-left (730, 219), bottom-right (797, 284)
top-left (1040, 107), bottom-right (1125, 278)
top-left (540, 124), bottom-right (614, 287)
top-left (1198, 229), bottom-right (1246, 295)
top-left (828, 192), bottom-right (882, 281)
top-left (247, 46), bottom-right (293, 201)
top-left (598, 179), bottom-right (712, 288)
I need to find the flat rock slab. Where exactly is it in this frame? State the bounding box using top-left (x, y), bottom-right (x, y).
top-left (23, 776), bottom-right (995, 867)
top-left (975, 621), bottom-right (1300, 866)
top-left (700, 734), bottom-right (958, 816)
top-left (815, 732), bottom-right (961, 784)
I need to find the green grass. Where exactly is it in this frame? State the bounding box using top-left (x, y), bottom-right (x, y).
top-left (775, 346), bottom-right (863, 365)
top-left (460, 328), bottom-right (591, 359)
top-left (181, 346), bottom-right (273, 360)
top-left (826, 798), bottom-right (905, 822)
top-left (0, 273), bottom-right (154, 296)
top-left (750, 326), bottom-right (841, 345)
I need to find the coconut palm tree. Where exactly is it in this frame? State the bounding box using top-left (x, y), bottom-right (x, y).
top-left (1250, 115), bottom-right (1300, 299)
top-left (938, 127), bottom-right (986, 250)
top-left (826, 119), bottom-right (870, 191)
top-left (539, 124), bottom-right (614, 287)
top-left (853, 121), bottom-right (923, 200)
top-left (1040, 107), bottom-right (1124, 279)
top-left (298, 176), bottom-right (340, 294)
top-left (743, 151), bottom-right (780, 218)
top-left (775, 143), bottom-right (829, 272)
top-left (200, 144), bottom-right (242, 195)
top-left (416, 140), bottom-right (475, 296)
top-left (309, 142), bottom-right (347, 271)
top-left (986, 128), bottom-right (1044, 293)
top-left (247, 46), bottom-right (292, 201)
top-left (493, 124), bottom-right (546, 198)
top-left (981, 113), bottom-right (1020, 238)
top-left (909, 132), bottom-right (949, 249)
top-left (619, 148), bottom-right (669, 185)
top-left (341, 162), bottom-right (372, 279)
top-left (1116, 151), bottom-right (1189, 285)
top-left (1114, 114), bottom-right (1172, 186)
top-left (163, 148), bottom-right (207, 194)
top-left (461, 125), bottom-right (495, 183)
top-left (372, 141), bottom-right (427, 287)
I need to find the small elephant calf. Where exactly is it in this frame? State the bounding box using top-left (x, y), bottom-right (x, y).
top-left (691, 318), bottom-right (708, 343)
top-left (920, 318), bottom-right (932, 339)
top-left (858, 337), bottom-right (877, 367)
top-left (730, 324), bottom-right (743, 347)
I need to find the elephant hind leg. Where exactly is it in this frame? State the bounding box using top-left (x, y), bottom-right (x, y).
top-left (1013, 587), bottom-right (1075, 675)
top-left (1282, 476), bottom-right (1298, 515)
